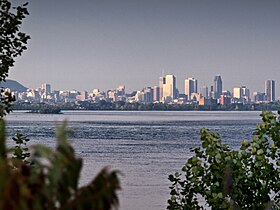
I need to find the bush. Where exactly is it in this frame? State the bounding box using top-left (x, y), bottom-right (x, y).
top-left (0, 120), bottom-right (121, 210)
top-left (168, 111), bottom-right (280, 210)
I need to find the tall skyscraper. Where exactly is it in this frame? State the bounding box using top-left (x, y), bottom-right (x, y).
top-left (153, 86), bottom-right (160, 102)
top-left (41, 83), bottom-right (51, 94)
top-left (184, 77), bottom-right (198, 100)
top-left (213, 75), bottom-right (222, 99)
top-left (233, 87), bottom-right (241, 99)
top-left (241, 86), bottom-right (250, 102)
top-left (159, 76), bottom-right (166, 101)
top-left (265, 80), bottom-right (275, 102)
top-left (163, 74), bottom-right (176, 102)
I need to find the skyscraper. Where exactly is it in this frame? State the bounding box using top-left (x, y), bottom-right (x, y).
top-left (233, 86), bottom-right (250, 103)
top-left (241, 86), bottom-right (250, 103)
top-left (265, 80), bottom-right (275, 102)
top-left (184, 77), bottom-right (198, 100)
top-left (162, 74), bottom-right (176, 102)
top-left (233, 87), bottom-right (241, 99)
top-left (213, 75), bottom-right (222, 99)
top-left (159, 76), bottom-right (166, 101)
top-left (153, 86), bottom-right (160, 102)
top-left (41, 83), bottom-right (51, 94)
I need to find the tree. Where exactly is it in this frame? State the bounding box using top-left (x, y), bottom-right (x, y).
top-left (168, 111), bottom-right (280, 209)
top-left (0, 0), bottom-right (30, 117)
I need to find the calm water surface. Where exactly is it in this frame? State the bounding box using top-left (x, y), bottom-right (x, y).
top-left (5, 111), bottom-right (262, 210)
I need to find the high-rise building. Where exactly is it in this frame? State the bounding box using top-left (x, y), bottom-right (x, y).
top-left (153, 86), bottom-right (160, 102)
top-left (222, 90), bottom-right (232, 97)
top-left (143, 87), bottom-right (154, 103)
top-left (107, 90), bottom-right (117, 102)
top-left (241, 86), bottom-right (250, 103)
top-left (199, 86), bottom-right (208, 99)
top-left (233, 87), bottom-right (241, 99)
top-left (162, 74), bottom-right (176, 102)
top-left (233, 86), bottom-right (250, 104)
top-left (41, 83), bottom-right (51, 94)
top-left (220, 95), bottom-right (231, 105)
top-left (213, 75), bottom-right (222, 99)
top-left (159, 76), bottom-right (166, 101)
top-left (265, 80), bottom-right (275, 102)
top-left (76, 90), bottom-right (88, 101)
top-left (253, 92), bottom-right (265, 102)
top-left (184, 77), bottom-right (198, 100)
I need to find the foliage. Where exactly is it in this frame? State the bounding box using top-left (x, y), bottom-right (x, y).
top-left (0, 0), bottom-right (30, 117)
top-left (168, 111), bottom-right (280, 210)
top-left (13, 100), bottom-right (280, 112)
top-left (0, 120), bottom-right (121, 210)
top-left (12, 132), bottom-right (30, 164)
top-left (29, 103), bottom-right (62, 114)
top-left (0, 0), bottom-right (30, 81)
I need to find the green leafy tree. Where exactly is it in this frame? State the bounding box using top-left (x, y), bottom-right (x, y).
top-left (0, 0), bottom-right (30, 117)
top-left (168, 111), bottom-right (280, 210)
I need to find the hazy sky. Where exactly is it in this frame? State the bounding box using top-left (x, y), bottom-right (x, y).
top-left (10, 0), bottom-right (280, 97)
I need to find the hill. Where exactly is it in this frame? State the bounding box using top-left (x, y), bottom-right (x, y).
top-left (0, 79), bottom-right (28, 92)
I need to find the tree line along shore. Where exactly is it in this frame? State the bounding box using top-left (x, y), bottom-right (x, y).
top-left (12, 100), bottom-right (280, 112)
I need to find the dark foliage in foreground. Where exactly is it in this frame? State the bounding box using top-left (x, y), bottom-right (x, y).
top-left (0, 121), bottom-right (121, 210)
top-left (0, 0), bottom-right (30, 117)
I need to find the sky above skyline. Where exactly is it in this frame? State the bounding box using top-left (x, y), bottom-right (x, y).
top-left (10, 0), bottom-right (280, 97)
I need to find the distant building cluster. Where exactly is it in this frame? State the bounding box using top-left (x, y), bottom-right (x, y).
top-left (7, 76), bottom-right (277, 105)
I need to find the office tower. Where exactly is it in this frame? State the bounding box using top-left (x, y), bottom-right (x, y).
top-left (159, 76), bottom-right (166, 101)
top-left (233, 86), bottom-right (250, 104)
top-left (241, 86), bottom-right (250, 102)
top-left (163, 74), bottom-right (176, 102)
top-left (153, 86), bottom-right (160, 102)
top-left (220, 95), bottom-right (231, 105)
top-left (200, 86), bottom-right (208, 99)
top-left (233, 87), bottom-right (241, 99)
top-left (143, 87), bottom-right (154, 103)
top-left (184, 77), bottom-right (198, 100)
top-left (53, 90), bottom-right (60, 102)
top-left (41, 83), bottom-right (51, 94)
top-left (76, 91), bottom-right (88, 101)
top-left (265, 80), bottom-right (275, 102)
top-left (107, 90), bottom-right (117, 102)
top-left (213, 75), bottom-right (222, 99)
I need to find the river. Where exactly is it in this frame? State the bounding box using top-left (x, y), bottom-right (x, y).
top-left (5, 111), bottom-right (262, 210)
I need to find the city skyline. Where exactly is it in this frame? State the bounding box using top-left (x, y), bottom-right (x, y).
top-left (7, 75), bottom-right (277, 102)
top-left (9, 0), bottom-right (280, 95)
